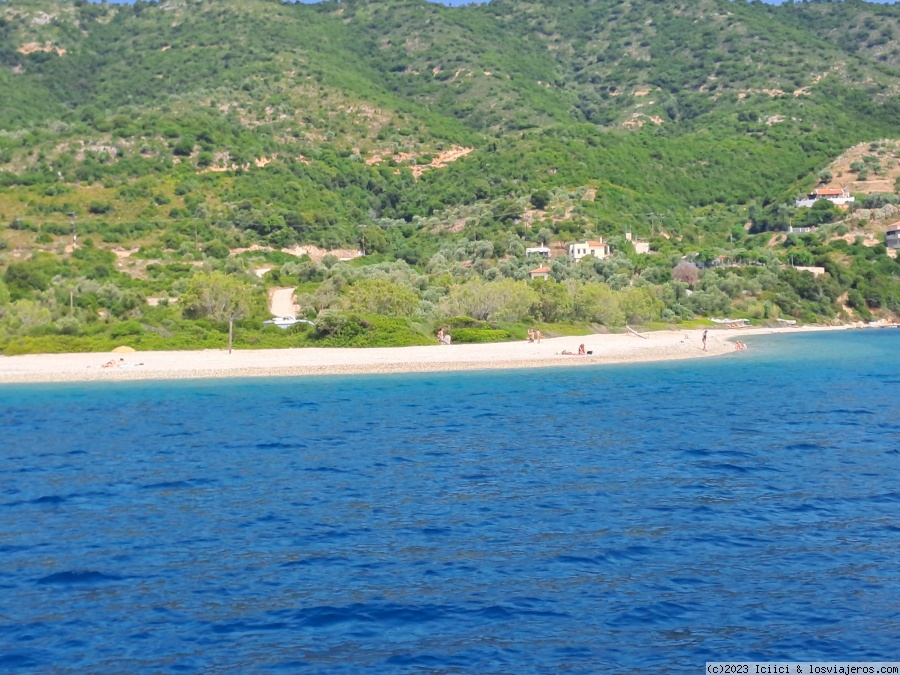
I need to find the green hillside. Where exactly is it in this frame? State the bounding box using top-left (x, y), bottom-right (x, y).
top-left (1, 0), bottom-right (899, 353)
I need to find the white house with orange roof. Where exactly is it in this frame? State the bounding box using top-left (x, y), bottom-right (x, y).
top-left (568, 239), bottom-right (610, 263)
top-left (529, 265), bottom-right (551, 280)
top-left (886, 222), bottom-right (900, 250)
top-left (796, 187), bottom-right (854, 208)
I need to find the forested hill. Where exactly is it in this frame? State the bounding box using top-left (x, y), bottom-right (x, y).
top-left (1, 0), bottom-right (899, 250)
top-left (0, 0), bottom-right (900, 224)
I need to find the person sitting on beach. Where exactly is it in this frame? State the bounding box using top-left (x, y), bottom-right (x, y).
top-left (561, 345), bottom-right (586, 356)
top-left (437, 327), bottom-right (452, 345)
top-left (527, 328), bottom-right (535, 343)
top-left (578, 343), bottom-right (586, 355)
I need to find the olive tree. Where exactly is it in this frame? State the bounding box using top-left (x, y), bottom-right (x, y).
top-left (341, 279), bottom-right (419, 317)
top-left (573, 282), bottom-right (623, 327)
top-left (440, 279), bottom-right (538, 322)
top-left (184, 272), bottom-right (254, 353)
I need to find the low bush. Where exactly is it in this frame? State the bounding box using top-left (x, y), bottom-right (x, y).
top-left (312, 313), bottom-right (430, 347)
top-left (446, 316), bottom-right (486, 329)
top-left (450, 328), bottom-right (513, 343)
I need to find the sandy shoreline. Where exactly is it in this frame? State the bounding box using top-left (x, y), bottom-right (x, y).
top-left (0, 325), bottom-right (854, 385)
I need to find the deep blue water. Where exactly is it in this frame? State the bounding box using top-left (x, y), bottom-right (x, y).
top-left (1, 330), bottom-right (899, 673)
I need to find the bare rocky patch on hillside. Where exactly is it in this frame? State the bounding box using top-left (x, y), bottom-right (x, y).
top-left (366, 145), bottom-right (474, 179)
top-left (17, 42), bottom-right (66, 56)
top-left (820, 140), bottom-right (900, 196)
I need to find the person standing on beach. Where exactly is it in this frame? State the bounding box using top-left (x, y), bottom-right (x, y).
top-left (535, 329), bottom-right (542, 344)
top-left (702, 330), bottom-right (708, 352)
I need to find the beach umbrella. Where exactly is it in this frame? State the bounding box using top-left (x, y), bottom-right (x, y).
top-left (112, 345), bottom-right (136, 354)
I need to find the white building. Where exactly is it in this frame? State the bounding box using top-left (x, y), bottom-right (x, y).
top-left (886, 222), bottom-right (900, 250)
top-left (569, 239), bottom-right (609, 264)
top-left (626, 232), bottom-right (650, 255)
top-left (788, 225), bottom-right (818, 234)
top-left (525, 245), bottom-right (551, 258)
top-left (795, 187), bottom-right (855, 208)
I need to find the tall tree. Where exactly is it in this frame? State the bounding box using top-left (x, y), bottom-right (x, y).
top-left (184, 272), bottom-right (253, 353)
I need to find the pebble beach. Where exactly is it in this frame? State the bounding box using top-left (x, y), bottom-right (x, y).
top-left (0, 325), bottom-right (850, 384)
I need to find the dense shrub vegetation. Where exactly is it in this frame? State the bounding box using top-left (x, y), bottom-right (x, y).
top-left (0, 0), bottom-right (898, 353)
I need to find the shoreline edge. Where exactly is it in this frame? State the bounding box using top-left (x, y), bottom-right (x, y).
top-left (0, 325), bottom-right (864, 385)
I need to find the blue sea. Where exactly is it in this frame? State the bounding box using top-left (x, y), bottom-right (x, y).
top-left (1, 330), bottom-right (899, 673)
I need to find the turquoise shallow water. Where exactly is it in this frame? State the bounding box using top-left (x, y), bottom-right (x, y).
top-left (1, 330), bottom-right (899, 673)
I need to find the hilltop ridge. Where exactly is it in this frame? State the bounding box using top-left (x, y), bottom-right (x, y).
top-left (2, 0), bottom-right (898, 234)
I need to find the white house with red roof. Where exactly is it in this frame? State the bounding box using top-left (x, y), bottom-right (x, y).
top-left (569, 239), bottom-right (610, 263)
top-left (886, 222), bottom-right (900, 250)
top-left (796, 187), bottom-right (855, 208)
top-left (529, 265), bottom-right (551, 280)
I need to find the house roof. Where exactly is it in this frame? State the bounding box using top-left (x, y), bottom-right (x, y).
top-left (585, 240), bottom-right (605, 247)
top-left (887, 222), bottom-right (900, 233)
top-left (813, 187), bottom-right (846, 196)
top-left (530, 266), bottom-right (551, 274)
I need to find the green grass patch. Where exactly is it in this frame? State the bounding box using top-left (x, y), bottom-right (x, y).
top-left (234, 250), bottom-right (306, 265)
top-left (534, 322), bottom-right (595, 337)
top-left (293, 281), bottom-right (322, 294)
top-left (344, 253), bottom-right (389, 267)
top-left (676, 318), bottom-right (717, 329)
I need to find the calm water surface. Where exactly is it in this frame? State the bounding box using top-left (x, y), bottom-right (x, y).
top-left (1, 331), bottom-right (899, 673)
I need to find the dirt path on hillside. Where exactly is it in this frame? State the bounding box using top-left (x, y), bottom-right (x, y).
top-left (268, 287), bottom-right (298, 317)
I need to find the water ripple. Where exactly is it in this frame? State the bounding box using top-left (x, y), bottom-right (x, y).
top-left (0, 330), bottom-right (898, 672)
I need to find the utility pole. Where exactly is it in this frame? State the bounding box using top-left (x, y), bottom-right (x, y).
top-left (69, 212), bottom-right (77, 249)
